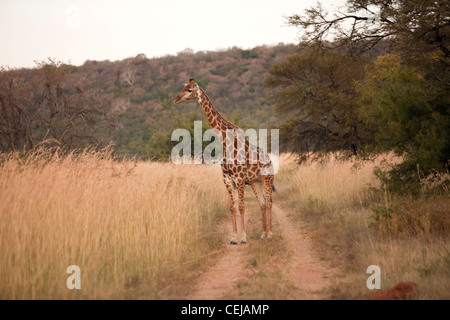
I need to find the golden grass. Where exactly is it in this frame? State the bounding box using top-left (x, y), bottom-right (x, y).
top-left (276, 154), bottom-right (450, 299)
top-left (2, 149), bottom-right (448, 299)
top-left (0, 149), bottom-right (228, 299)
top-left (276, 154), bottom-right (378, 214)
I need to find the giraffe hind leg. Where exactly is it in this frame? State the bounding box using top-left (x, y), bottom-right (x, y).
top-left (250, 182), bottom-right (267, 239)
top-left (262, 175), bottom-right (274, 239)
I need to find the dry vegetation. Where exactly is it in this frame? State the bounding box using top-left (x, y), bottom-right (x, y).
top-left (276, 154), bottom-right (450, 299)
top-left (0, 148), bottom-right (229, 299)
top-left (1, 150), bottom-right (448, 299)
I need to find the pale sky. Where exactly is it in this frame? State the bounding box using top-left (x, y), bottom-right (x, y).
top-left (0, 0), bottom-right (347, 68)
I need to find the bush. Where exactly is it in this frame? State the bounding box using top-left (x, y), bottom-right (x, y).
top-left (357, 54), bottom-right (450, 194)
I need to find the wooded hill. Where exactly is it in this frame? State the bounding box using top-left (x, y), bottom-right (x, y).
top-left (1, 44), bottom-right (296, 159)
top-left (79, 44), bottom-right (295, 158)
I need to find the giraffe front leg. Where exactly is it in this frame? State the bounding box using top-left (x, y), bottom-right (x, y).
top-left (237, 181), bottom-right (247, 244)
top-left (224, 181), bottom-right (238, 245)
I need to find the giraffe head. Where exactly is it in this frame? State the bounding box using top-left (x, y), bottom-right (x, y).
top-left (174, 78), bottom-right (199, 104)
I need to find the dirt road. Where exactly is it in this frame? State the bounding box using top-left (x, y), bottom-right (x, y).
top-left (189, 201), bottom-right (332, 300)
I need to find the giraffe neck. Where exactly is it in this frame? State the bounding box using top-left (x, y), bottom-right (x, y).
top-left (196, 87), bottom-right (238, 134)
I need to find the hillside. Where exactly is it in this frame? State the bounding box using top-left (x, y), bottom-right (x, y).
top-left (77, 44), bottom-right (296, 158)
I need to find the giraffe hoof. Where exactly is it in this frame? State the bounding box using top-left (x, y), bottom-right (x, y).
top-left (240, 240), bottom-right (247, 245)
top-left (267, 232), bottom-right (273, 239)
top-left (230, 240), bottom-right (238, 245)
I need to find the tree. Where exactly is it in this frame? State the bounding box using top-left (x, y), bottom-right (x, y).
top-left (356, 54), bottom-right (450, 191)
top-left (287, 0), bottom-right (450, 97)
top-left (287, 0), bottom-right (449, 59)
top-left (0, 60), bottom-right (118, 153)
top-left (265, 45), bottom-right (371, 162)
top-left (0, 67), bottom-right (33, 152)
top-left (271, 0), bottom-right (449, 190)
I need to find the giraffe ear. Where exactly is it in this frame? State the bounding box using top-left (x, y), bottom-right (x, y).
top-left (189, 78), bottom-right (195, 89)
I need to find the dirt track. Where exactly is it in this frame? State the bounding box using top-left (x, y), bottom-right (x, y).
top-left (189, 201), bottom-right (332, 300)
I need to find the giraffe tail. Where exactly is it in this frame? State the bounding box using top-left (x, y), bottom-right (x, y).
top-left (272, 185), bottom-right (277, 193)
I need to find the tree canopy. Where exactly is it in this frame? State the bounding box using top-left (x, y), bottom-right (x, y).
top-left (267, 0), bottom-right (449, 191)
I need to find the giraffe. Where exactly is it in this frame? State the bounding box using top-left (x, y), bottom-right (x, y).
top-left (174, 78), bottom-right (275, 245)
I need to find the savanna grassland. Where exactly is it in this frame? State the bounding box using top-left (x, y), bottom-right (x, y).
top-left (275, 155), bottom-right (450, 299)
top-left (0, 148), bottom-right (229, 299)
top-left (1, 150), bottom-right (448, 300)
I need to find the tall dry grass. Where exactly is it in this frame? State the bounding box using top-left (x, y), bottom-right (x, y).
top-left (0, 149), bottom-right (228, 299)
top-left (277, 155), bottom-right (378, 215)
top-left (276, 154), bottom-right (450, 299)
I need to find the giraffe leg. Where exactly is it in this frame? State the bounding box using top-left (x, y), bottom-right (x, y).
top-left (250, 182), bottom-right (267, 239)
top-left (262, 175), bottom-right (274, 238)
top-left (237, 180), bottom-right (247, 244)
top-left (223, 177), bottom-right (238, 245)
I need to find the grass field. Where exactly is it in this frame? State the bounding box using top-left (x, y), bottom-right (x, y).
top-left (276, 154), bottom-right (450, 299)
top-left (0, 148), bottom-right (228, 299)
top-left (1, 150), bottom-right (448, 299)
